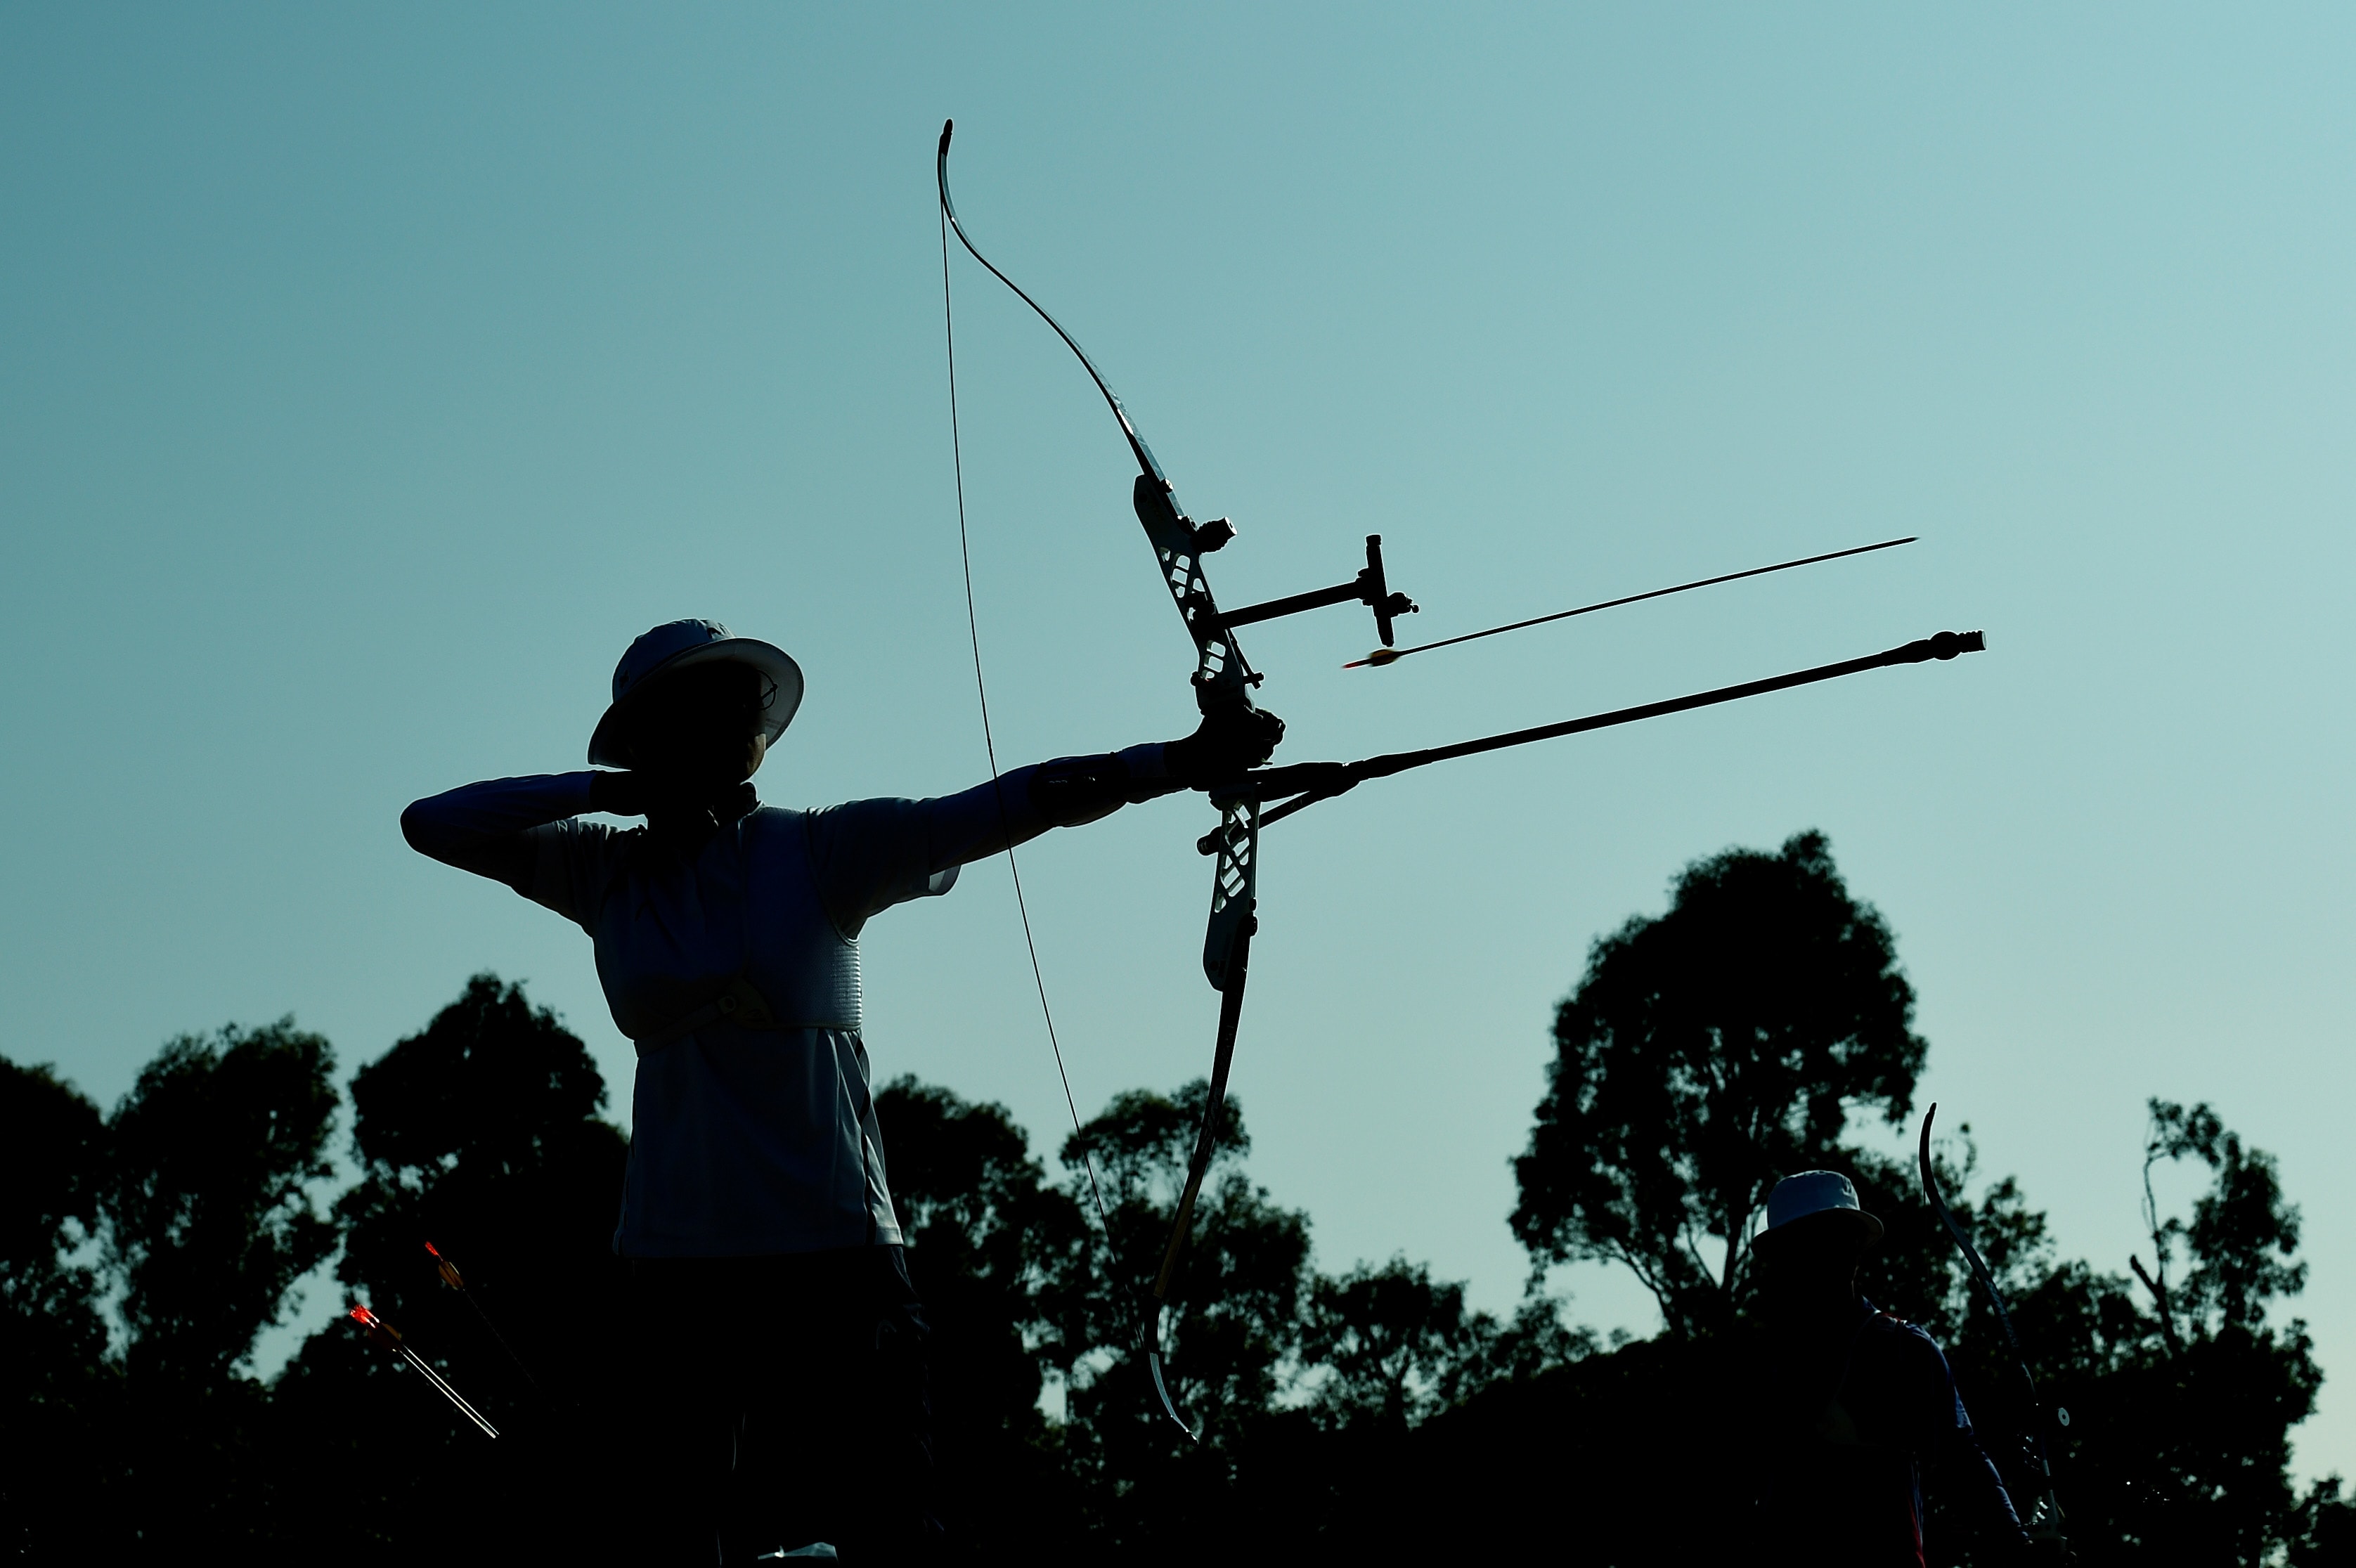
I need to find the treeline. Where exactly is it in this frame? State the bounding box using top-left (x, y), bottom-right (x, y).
top-left (5, 832), bottom-right (2351, 1563)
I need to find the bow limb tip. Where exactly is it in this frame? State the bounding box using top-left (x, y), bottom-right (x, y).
top-left (1144, 1297), bottom-right (1203, 1443)
top-left (939, 119), bottom-right (954, 155)
top-left (1147, 1350), bottom-right (1203, 1444)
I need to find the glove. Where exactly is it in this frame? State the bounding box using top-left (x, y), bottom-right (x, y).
top-left (588, 770), bottom-right (650, 817)
top-left (1163, 704), bottom-right (1285, 789)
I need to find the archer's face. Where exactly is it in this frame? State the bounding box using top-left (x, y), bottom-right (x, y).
top-left (1755, 1217), bottom-right (1865, 1318)
top-left (629, 663), bottom-right (775, 786)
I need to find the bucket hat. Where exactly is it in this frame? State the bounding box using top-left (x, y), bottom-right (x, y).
top-left (1754, 1169), bottom-right (1884, 1249)
top-left (587, 618), bottom-right (804, 768)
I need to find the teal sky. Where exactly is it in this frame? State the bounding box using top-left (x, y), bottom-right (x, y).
top-left (4, 4), bottom-right (2350, 1478)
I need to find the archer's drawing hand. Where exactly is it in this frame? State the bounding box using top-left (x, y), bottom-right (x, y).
top-left (589, 770), bottom-right (650, 817)
top-left (1165, 705), bottom-right (1286, 788)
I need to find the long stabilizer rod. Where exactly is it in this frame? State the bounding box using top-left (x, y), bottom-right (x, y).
top-left (1205, 629), bottom-right (1985, 850)
top-left (1345, 536), bottom-right (1917, 669)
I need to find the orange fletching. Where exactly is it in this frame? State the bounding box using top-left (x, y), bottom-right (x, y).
top-left (425, 1241), bottom-right (465, 1290)
top-left (349, 1303), bottom-right (402, 1349)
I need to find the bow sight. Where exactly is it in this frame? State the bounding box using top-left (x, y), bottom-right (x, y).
top-left (1217, 532), bottom-right (1418, 650)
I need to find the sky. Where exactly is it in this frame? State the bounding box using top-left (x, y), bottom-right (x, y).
top-left (4, 2), bottom-right (2351, 1479)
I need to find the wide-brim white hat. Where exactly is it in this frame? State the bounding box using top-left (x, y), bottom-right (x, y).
top-left (588, 618), bottom-right (803, 769)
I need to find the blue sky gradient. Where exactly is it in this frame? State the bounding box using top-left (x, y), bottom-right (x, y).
top-left (4, 4), bottom-right (2350, 1477)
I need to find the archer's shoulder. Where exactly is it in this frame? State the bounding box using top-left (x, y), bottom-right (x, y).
top-left (796, 796), bottom-right (926, 854)
top-left (1860, 1310), bottom-right (1955, 1374)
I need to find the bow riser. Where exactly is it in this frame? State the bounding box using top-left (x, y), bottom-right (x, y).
top-left (1203, 798), bottom-right (1259, 992)
top-left (1132, 477), bottom-right (1261, 714)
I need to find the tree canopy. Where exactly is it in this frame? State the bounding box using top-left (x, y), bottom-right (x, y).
top-left (6, 835), bottom-right (2350, 1563)
top-left (1512, 829), bottom-right (1925, 1335)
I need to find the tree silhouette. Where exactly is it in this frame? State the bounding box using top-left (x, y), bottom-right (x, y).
top-left (103, 1020), bottom-right (339, 1382)
top-left (1, 1056), bottom-right (110, 1374)
top-left (330, 973), bottom-right (624, 1355)
top-left (270, 974), bottom-right (626, 1562)
top-left (2141, 1099), bottom-right (2306, 1335)
top-left (2028, 1099), bottom-right (2327, 1566)
top-left (2, 843), bottom-right (2343, 1564)
top-left (1300, 1257), bottom-right (1493, 1430)
top-left (874, 1074), bottom-right (1087, 1551)
top-left (1034, 1081), bottom-right (1314, 1551)
top-left (98, 1019), bottom-right (339, 1552)
top-left (1512, 829), bottom-right (1924, 1335)
top-left (0, 1058), bottom-right (117, 1559)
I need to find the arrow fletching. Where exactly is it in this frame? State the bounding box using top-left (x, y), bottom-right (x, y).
top-left (424, 1240), bottom-right (465, 1291)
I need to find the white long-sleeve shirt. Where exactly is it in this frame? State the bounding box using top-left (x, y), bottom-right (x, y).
top-left (401, 760), bottom-right (1147, 1257)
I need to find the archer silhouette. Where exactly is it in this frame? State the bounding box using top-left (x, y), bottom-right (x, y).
top-left (1750, 1171), bottom-right (2041, 1565)
top-left (400, 618), bottom-right (1279, 1564)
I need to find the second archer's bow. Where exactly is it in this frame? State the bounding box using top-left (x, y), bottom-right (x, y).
top-left (1919, 1106), bottom-right (2068, 1543)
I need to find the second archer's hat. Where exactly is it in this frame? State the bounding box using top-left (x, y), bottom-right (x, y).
top-left (1754, 1169), bottom-right (1885, 1249)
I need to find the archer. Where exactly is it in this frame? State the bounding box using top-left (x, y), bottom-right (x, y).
top-left (1750, 1171), bottom-right (2054, 1564)
top-left (401, 616), bottom-right (1277, 1563)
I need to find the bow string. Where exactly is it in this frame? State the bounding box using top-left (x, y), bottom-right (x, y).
top-left (939, 119), bottom-right (1260, 1439)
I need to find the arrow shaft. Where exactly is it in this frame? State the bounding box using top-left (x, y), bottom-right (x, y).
top-left (398, 1344), bottom-right (500, 1440)
top-left (1349, 536), bottom-right (1916, 666)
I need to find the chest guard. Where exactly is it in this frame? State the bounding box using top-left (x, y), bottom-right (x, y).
top-left (590, 807), bottom-right (863, 1051)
